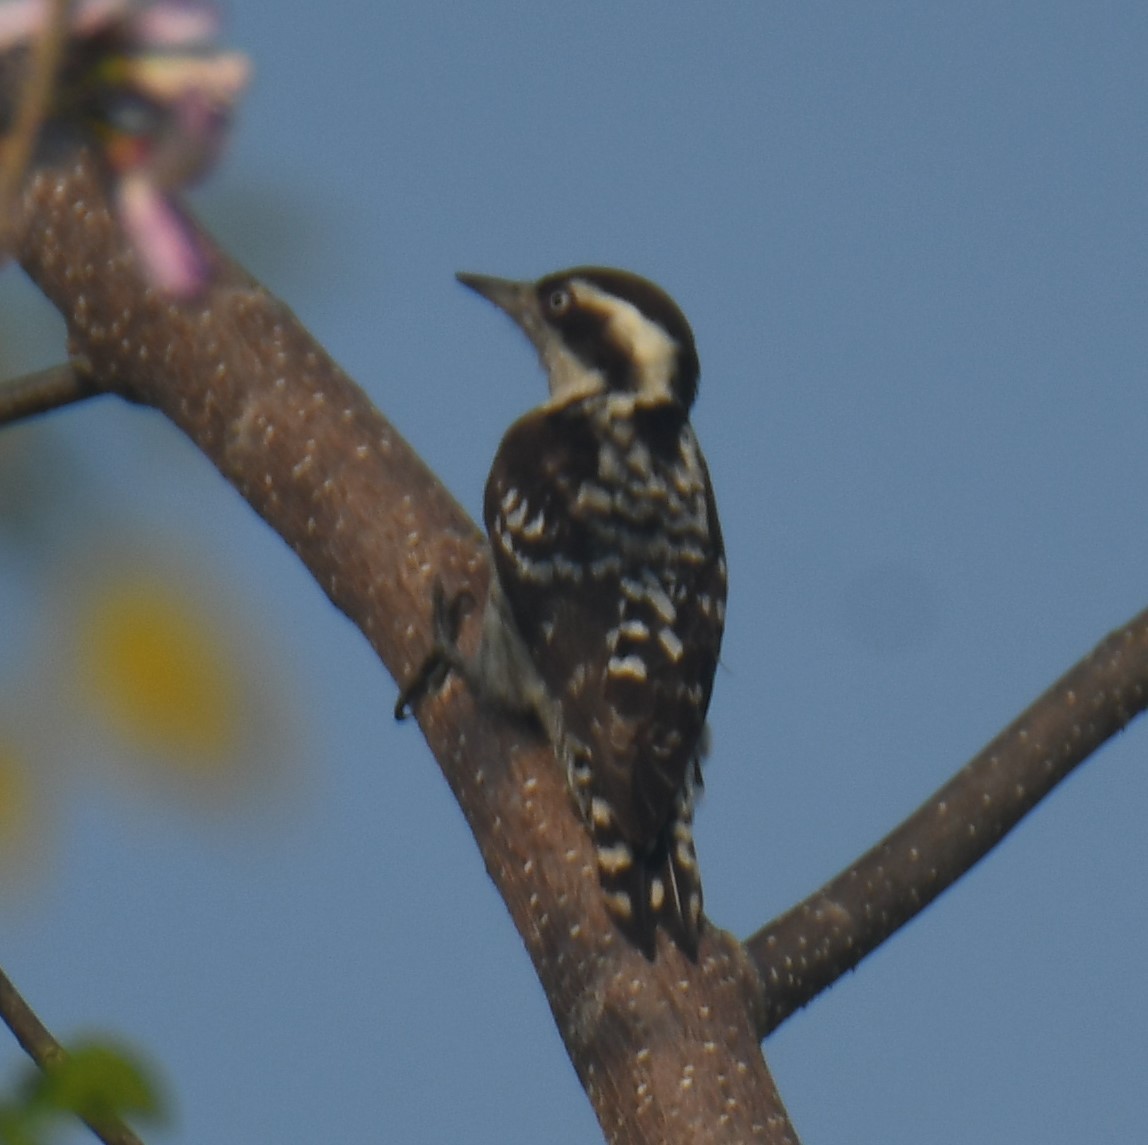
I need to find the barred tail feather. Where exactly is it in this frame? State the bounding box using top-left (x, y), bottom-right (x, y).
top-left (594, 805), bottom-right (704, 961)
top-left (658, 812), bottom-right (704, 958)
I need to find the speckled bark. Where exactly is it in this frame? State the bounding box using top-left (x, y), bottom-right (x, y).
top-left (12, 147), bottom-right (792, 1144)
top-left (749, 608), bottom-right (1148, 1033)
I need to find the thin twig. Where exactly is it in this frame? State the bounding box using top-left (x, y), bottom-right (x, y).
top-left (0, 965), bottom-right (147, 1145)
top-left (748, 607), bottom-right (1148, 1035)
top-left (0, 0), bottom-right (72, 257)
top-left (0, 358), bottom-right (102, 425)
top-left (0, 965), bottom-right (65, 1070)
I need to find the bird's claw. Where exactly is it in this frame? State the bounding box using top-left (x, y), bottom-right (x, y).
top-left (394, 580), bottom-right (476, 720)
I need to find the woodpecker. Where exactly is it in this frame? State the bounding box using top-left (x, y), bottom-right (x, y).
top-left (398, 267), bottom-right (727, 960)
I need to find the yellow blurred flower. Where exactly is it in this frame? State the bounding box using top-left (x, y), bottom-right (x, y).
top-left (76, 575), bottom-right (244, 775)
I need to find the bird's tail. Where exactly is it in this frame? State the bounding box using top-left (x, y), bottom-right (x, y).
top-left (593, 786), bottom-right (704, 961)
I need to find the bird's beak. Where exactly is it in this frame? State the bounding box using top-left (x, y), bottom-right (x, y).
top-left (456, 272), bottom-right (547, 350)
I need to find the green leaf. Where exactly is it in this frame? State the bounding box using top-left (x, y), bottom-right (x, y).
top-left (34, 1041), bottom-right (165, 1125)
top-left (0, 1097), bottom-right (48, 1145)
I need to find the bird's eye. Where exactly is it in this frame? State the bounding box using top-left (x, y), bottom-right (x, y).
top-left (547, 288), bottom-right (571, 315)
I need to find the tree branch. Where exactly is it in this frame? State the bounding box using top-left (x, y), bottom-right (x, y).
top-left (10, 145), bottom-right (796, 1144)
top-left (0, 965), bottom-right (147, 1145)
top-left (0, 357), bottom-right (102, 424)
top-left (749, 607), bottom-right (1148, 1035)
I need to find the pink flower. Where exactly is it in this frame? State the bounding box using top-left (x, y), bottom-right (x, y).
top-left (2, 0), bottom-right (250, 296)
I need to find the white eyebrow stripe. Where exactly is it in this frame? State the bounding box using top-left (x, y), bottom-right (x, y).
top-left (570, 279), bottom-right (679, 402)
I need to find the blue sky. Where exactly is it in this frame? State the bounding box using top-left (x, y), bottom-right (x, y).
top-left (2, 3), bottom-right (1147, 1142)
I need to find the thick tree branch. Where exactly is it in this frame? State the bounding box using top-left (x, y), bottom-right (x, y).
top-left (749, 608), bottom-right (1148, 1034)
top-left (0, 966), bottom-right (147, 1145)
top-left (9, 146), bottom-right (794, 1144)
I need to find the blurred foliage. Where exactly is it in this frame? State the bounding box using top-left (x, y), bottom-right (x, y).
top-left (0, 1040), bottom-right (164, 1145)
top-left (59, 554), bottom-right (300, 815)
top-left (0, 521), bottom-right (300, 879)
top-left (0, 284), bottom-right (305, 880)
top-left (0, 744), bottom-right (33, 871)
top-left (77, 575), bottom-right (245, 770)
